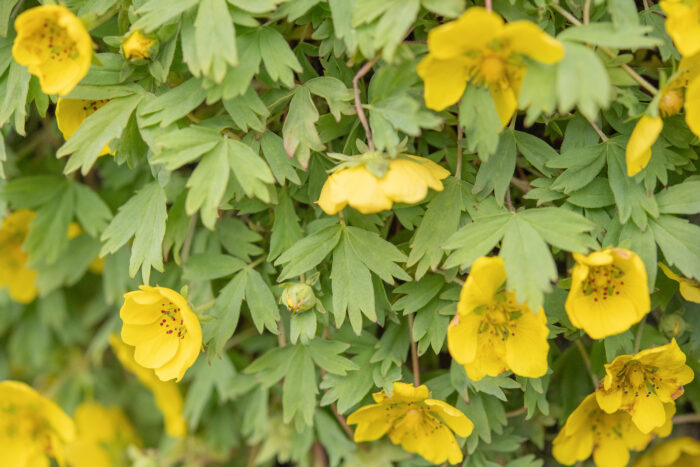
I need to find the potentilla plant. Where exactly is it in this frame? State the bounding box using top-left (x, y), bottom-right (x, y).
top-left (0, 0), bottom-right (698, 466)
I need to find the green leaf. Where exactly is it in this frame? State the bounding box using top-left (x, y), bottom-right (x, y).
top-left (519, 208), bottom-right (597, 253)
top-left (315, 410), bottom-right (356, 467)
top-left (195, 0), bottom-right (238, 82)
top-left (512, 131), bottom-right (557, 178)
top-left (244, 268), bottom-right (280, 334)
top-left (407, 178), bottom-right (464, 278)
top-left (224, 87), bottom-right (271, 133)
top-left (25, 184), bottom-right (74, 266)
top-left (650, 215), bottom-right (700, 280)
top-left (345, 226), bottom-right (410, 283)
top-left (500, 215), bottom-right (557, 311)
top-left (412, 299), bottom-right (450, 355)
top-left (217, 217), bottom-right (264, 262)
top-left (0, 175), bottom-right (67, 209)
top-left (656, 181), bottom-right (700, 214)
top-left (372, 0), bottom-right (420, 60)
top-left (420, 0), bottom-right (465, 17)
top-left (184, 356), bottom-right (236, 429)
top-left (0, 60), bottom-right (30, 135)
top-left (226, 139), bottom-right (275, 202)
top-left (607, 141), bottom-right (658, 229)
top-left (132, 0), bottom-right (199, 32)
top-left (0, 1), bottom-right (19, 37)
top-left (258, 27), bottom-right (303, 88)
top-left (58, 93), bottom-right (143, 175)
top-left (100, 182), bottom-right (168, 284)
top-left (305, 77), bottom-right (353, 121)
top-left (185, 142), bottom-right (229, 229)
top-left (307, 339), bottom-right (359, 375)
top-left (139, 78), bottom-right (207, 127)
top-left (205, 271), bottom-right (247, 354)
top-left (518, 60), bottom-right (558, 127)
top-left (371, 321), bottom-right (409, 376)
top-left (444, 213), bottom-right (512, 269)
top-left (474, 131), bottom-right (517, 205)
top-left (567, 178), bottom-right (615, 208)
top-left (283, 86), bottom-right (324, 168)
top-left (320, 346), bottom-right (376, 413)
top-left (392, 274), bottom-right (445, 315)
top-left (556, 42), bottom-right (611, 120)
top-left (151, 125), bottom-right (220, 170)
top-left (460, 85), bottom-right (502, 160)
top-left (548, 144), bottom-right (606, 193)
top-left (276, 223), bottom-right (342, 281)
top-left (184, 253), bottom-right (245, 281)
top-left (268, 190), bottom-right (304, 261)
top-left (558, 23), bottom-right (662, 49)
top-left (244, 345), bottom-right (295, 387)
top-left (332, 231), bottom-right (376, 334)
top-left (260, 132), bottom-right (302, 186)
top-left (283, 345), bottom-right (317, 426)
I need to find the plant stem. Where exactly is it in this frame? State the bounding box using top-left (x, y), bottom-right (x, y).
top-left (585, 115), bottom-right (609, 141)
top-left (331, 403), bottom-right (355, 438)
top-left (194, 299), bottom-right (216, 313)
top-left (672, 413), bottom-right (700, 424)
top-left (407, 313), bottom-right (420, 386)
top-left (456, 110), bottom-right (463, 180)
top-left (583, 0), bottom-right (592, 24)
top-left (634, 315), bottom-right (647, 353)
top-left (352, 57), bottom-right (380, 152)
top-left (574, 339), bottom-right (599, 387)
top-left (181, 215), bottom-right (197, 263)
top-left (485, 0), bottom-right (492, 12)
top-left (505, 407), bottom-right (527, 418)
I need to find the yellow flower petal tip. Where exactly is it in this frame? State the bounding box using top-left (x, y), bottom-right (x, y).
top-left (632, 436), bottom-right (700, 467)
top-left (659, 262), bottom-right (700, 303)
top-left (119, 285), bottom-right (202, 382)
top-left (626, 115), bottom-right (663, 177)
top-left (0, 380), bottom-right (76, 467)
top-left (347, 381), bottom-right (473, 465)
top-left (447, 256), bottom-right (550, 381)
top-left (65, 401), bottom-right (141, 467)
top-left (109, 335), bottom-right (187, 437)
top-left (595, 339), bottom-right (694, 433)
top-left (553, 393), bottom-right (675, 467)
top-left (660, 0), bottom-right (700, 58)
top-left (123, 30), bottom-right (156, 60)
top-left (56, 98), bottom-right (111, 155)
top-left (0, 210), bottom-right (38, 304)
top-left (12, 5), bottom-right (93, 96)
top-left (565, 248), bottom-right (650, 339)
top-left (316, 155), bottom-right (449, 215)
top-left (417, 7), bottom-right (564, 117)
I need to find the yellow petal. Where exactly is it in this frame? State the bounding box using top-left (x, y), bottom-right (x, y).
top-left (380, 159), bottom-right (434, 204)
top-left (424, 399), bottom-right (474, 437)
top-left (317, 166), bottom-right (394, 215)
top-left (458, 256), bottom-right (507, 313)
top-left (132, 331), bottom-right (180, 369)
top-left (660, 0), bottom-right (700, 57)
top-left (489, 84), bottom-right (518, 127)
top-left (121, 322), bottom-right (162, 346)
top-left (463, 332), bottom-right (507, 381)
top-left (447, 312), bottom-right (481, 365)
top-left (630, 393), bottom-right (667, 433)
top-left (592, 434), bottom-right (630, 467)
top-left (154, 332), bottom-right (200, 382)
top-left (500, 21), bottom-right (565, 64)
top-left (504, 307), bottom-right (549, 378)
top-left (123, 30), bottom-right (155, 60)
top-left (566, 294), bottom-right (642, 339)
top-left (596, 386), bottom-right (623, 414)
top-left (685, 75), bottom-right (700, 137)
top-left (625, 116), bottom-right (663, 177)
top-left (7, 265), bottom-right (38, 304)
top-left (417, 55), bottom-right (470, 111)
top-left (346, 404), bottom-right (396, 442)
top-left (679, 281), bottom-right (700, 303)
top-left (427, 7), bottom-right (504, 59)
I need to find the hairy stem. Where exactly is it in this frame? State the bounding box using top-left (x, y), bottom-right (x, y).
top-left (352, 57), bottom-right (380, 152)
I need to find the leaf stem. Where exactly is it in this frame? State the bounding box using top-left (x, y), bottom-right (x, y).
top-left (181, 215), bottom-right (197, 263)
top-left (634, 315), bottom-right (647, 353)
top-left (574, 338), bottom-right (599, 387)
top-left (505, 406), bottom-right (527, 418)
top-left (672, 413), bottom-right (700, 424)
top-left (407, 313), bottom-right (420, 386)
top-left (352, 57), bottom-right (380, 152)
top-left (485, 0), bottom-right (492, 12)
top-left (331, 403), bottom-right (356, 439)
top-left (583, 0), bottom-right (592, 24)
top-left (194, 299), bottom-right (216, 313)
top-left (456, 102), bottom-right (463, 180)
top-left (584, 115), bottom-right (609, 142)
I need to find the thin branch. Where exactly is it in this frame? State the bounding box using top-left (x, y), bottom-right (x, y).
top-left (634, 315), bottom-right (647, 353)
top-left (584, 115), bottom-right (609, 142)
top-left (672, 413), bottom-right (700, 424)
top-left (456, 102), bottom-right (463, 180)
top-left (505, 189), bottom-right (515, 212)
top-left (181, 215), bottom-right (197, 263)
top-left (407, 313), bottom-right (420, 386)
top-left (583, 0), bottom-right (592, 24)
top-left (510, 177), bottom-right (531, 193)
top-left (575, 339), bottom-right (599, 387)
top-left (550, 3), bottom-right (581, 26)
top-left (485, 0), bottom-right (493, 12)
top-left (352, 57), bottom-right (380, 152)
top-left (277, 321), bottom-right (287, 347)
top-left (505, 407), bottom-right (527, 418)
top-left (331, 403), bottom-right (356, 439)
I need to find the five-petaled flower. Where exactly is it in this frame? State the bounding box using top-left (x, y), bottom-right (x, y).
top-left (123, 30), bottom-right (156, 60)
top-left (659, 262), bottom-right (700, 303)
top-left (660, 0), bottom-right (700, 57)
top-left (56, 98), bottom-right (111, 155)
top-left (552, 393), bottom-right (674, 467)
top-left (566, 248), bottom-right (650, 339)
top-left (626, 54), bottom-right (700, 176)
top-left (0, 210), bottom-right (38, 304)
top-left (65, 401), bottom-right (140, 467)
top-left (347, 382), bottom-right (473, 465)
top-left (109, 335), bottom-right (187, 437)
top-left (12, 5), bottom-right (92, 95)
top-left (447, 256), bottom-right (549, 381)
top-left (416, 7), bottom-right (564, 125)
top-left (317, 155), bottom-right (449, 215)
top-left (632, 436), bottom-right (700, 467)
top-left (0, 380), bottom-right (75, 467)
top-left (119, 286), bottom-right (202, 382)
top-left (595, 339), bottom-right (694, 433)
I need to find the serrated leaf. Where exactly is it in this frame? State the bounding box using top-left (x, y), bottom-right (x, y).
top-left (185, 142), bottom-right (229, 229)
top-left (556, 42), bottom-right (611, 120)
top-left (558, 23), bottom-right (662, 49)
top-left (650, 215), bottom-right (700, 280)
top-left (184, 253), bottom-right (245, 281)
top-left (139, 78), bottom-right (207, 127)
top-left (283, 345), bottom-right (317, 426)
top-left (245, 268), bottom-right (280, 334)
top-left (460, 85), bottom-right (502, 160)
top-left (132, 0), bottom-right (198, 32)
top-left (444, 213), bottom-right (512, 269)
top-left (283, 86), bottom-right (324, 167)
top-left (656, 181), bottom-right (700, 214)
top-left (474, 130), bottom-right (517, 205)
top-left (194, 0), bottom-right (238, 82)
top-left (345, 226), bottom-right (410, 283)
top-left (205, 271), bottom-right (247, 354)
top-left (308, 339), bottom-right (358, 375)
top-left (73, 183), bottom-right (112, 237)
top-left (276, 223), bottom-right (342, 281)
top-left (226, 139), bottom-right (275, 202)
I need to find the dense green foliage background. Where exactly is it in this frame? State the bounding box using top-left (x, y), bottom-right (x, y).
top-left (0, 0), bottom-right (699, 465)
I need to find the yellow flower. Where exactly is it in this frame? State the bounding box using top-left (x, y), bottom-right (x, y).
top-left (416, 7), bottom-right (564, 124)
top-left (65, 401), bottom-right (140, 467)
top-left (447, 256), bottom-right (549, 381)
top-left (123, 30), bottom-right (156, 60)
top-left (596, 339), bottom-right (694, 433)
top-left (659, 262), bottom-right (700, 303)
top-left (346, 382), bottom-right (473, 465)
top-left (119, 286), bottom-right (202, 382)
top-left (109, 335), bottom-right (187, 437)
top-left (566, 248), bottom-right (650, 339)
top-left (0, 380), bottom-right (75, 467)
top-left (56, 98), bottom-right (111, 156)
top-left (626, 54), bottom-right (700, 176)
top-left (633, 436), bottom-right (700, 467)
top-left (317, 155), bottom-right (449, 215)
top-left (12, 5), bottom-right (92, 96)
top-left (0, 210), bottom-right (38, 303)
top-left (660, 0), bottom-right (700, 57)
top-left (553, 393), bottom-right (674, 467)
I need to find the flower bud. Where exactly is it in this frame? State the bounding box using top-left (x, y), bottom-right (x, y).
top-left (280, 283), bottom-right (316, 312)
top-left (122, 30), bottom-right (157, 60)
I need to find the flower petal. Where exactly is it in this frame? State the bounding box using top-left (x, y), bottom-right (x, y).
top-left (625, 116), bottom-right (663, 177)
top-left (447, 312), bottom-right (481, 365)
top-left (500, 21), bottom-right (565, 64)
top-left (505, 308), bottom-right (549, 378)
top-left (417, 55), bottom-right (470, 111)
top-left (427, 7), bottom-right (504, 59)
top-left (424, 399), bottom-right (474, 437)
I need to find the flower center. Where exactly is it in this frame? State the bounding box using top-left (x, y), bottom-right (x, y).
top-left (478, 55), bottom-right (506, 85)
top-left (659, 88), bottom-right (684, 117)
top-left (615, 360), bottom-right (660, 397)
top-left (476, 292), bottom-right (523, 340)
top-left (158, 301), bottom-right (187, 340)
top-left (581, 264), bottom-right (626, 302)
top-left (32, 18), bottom-right (80, 63)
